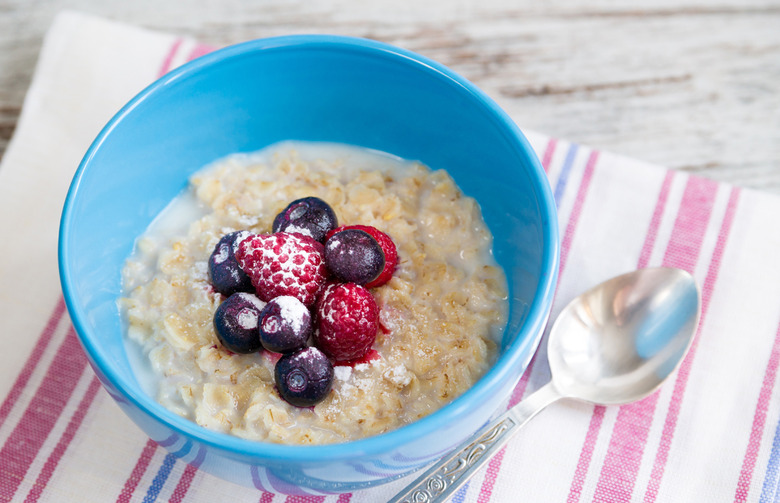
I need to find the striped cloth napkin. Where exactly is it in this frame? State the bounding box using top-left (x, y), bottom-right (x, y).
top-left (1, 10), bottom-right (779, 503)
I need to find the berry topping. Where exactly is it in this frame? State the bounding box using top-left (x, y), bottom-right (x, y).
top-left (258, 295), bottom-right (312, 353)
top-left (324, 229), bottom-right (385, 285)
top-left (235, 232), bottom-right (327, 307)
top-left (208, 230), bottom-right (253, 296)
top-left (315, 283), bottom-right (379, 362)
top-left (213, 292), bottom-right (266, 354)
top-left (272, 197), bottom-right (338, 243)
top-left (337, 348), bottom-right (381, 368)
top-left (275, 346), bottom-right (334, 407)
top-left (326, 225), bottom-right (397, 288)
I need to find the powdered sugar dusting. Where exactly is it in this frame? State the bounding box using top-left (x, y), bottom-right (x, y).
top-left (231, 230), bottom-right (251, 253)
top-left (334, 360), bottom-right (380, 396)
top-left (237, 307), bottom-right (259, 330)
top-left (275, 295), bottom-right (308, 334)
top-left (298, 346), bottom-right (321, 364)
top-left (237, 233), bottom-right (327, 305)
top-left (334, 366), bottom-right (352, 381)
top-left (213, 244), bottom-right (229, 264)
top-left (383, 364), bottom-right (412, 387)
top-left (193, 261), bottom-right (209, 281)
top-left (354, 362), bottom-right (371, 372)
top-left (236, 292), bottom-right (266, 311)
top-left (284, 223), bottom-right (314, 239)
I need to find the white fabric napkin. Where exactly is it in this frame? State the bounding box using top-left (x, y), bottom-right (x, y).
top-left (1, 10), bottom-right (779, 503)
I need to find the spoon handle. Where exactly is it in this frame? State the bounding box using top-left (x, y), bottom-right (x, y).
top-left (388, 382), bottom-right (561, 503)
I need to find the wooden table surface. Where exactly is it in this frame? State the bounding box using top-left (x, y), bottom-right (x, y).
top-left (1, 0), bottom-right (778, 194)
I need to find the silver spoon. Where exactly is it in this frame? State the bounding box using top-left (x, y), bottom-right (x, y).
top-left (389, 267), bottom-right (700, 503)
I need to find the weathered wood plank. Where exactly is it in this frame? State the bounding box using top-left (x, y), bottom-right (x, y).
top-left (1, 0), bottom-right (778, 193)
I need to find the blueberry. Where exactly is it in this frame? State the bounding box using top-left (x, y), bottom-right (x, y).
top-left (208, 231), bottom-right (253, 296)
top-left (324, 229), bottom-right (385, 285)
top-left (258, 295), bottom-right (312, 353)
top-left (275, 347), bottom-right (334, 407)
top-left (272, 197), bottom-right (338, 243)
top-left (213, 292), bottom-right (266, 353)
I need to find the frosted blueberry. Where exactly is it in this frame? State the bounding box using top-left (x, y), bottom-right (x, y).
top-left (208, 231), bottom-right (253, 296)
top-left (324, 229), bottom-right (385, 285)
top-left (258, 295), bottom-right (312, 354)
top-left (213, 292), bottom-right (266, 353)
top-left (272, 197), bottom-right (338, 243)
top-left (275, 347), bottom-right (334, 407)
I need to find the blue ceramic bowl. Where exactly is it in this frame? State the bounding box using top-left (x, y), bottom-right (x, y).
top-left (59, 35), bottom-right (559, 495)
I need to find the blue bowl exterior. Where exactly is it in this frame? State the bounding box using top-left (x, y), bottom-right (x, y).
top-left (59, 35), bottom-right (559, 494)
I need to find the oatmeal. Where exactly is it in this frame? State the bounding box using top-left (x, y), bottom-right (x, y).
top-left (121, 142), bottom-right (508, 444)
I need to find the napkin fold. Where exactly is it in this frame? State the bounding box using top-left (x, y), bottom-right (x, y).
top-left (1, 10), bottom-right (779, 503)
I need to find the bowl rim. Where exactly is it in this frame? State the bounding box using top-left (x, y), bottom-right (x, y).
top-left (59, 34), bottom-right (560, 463)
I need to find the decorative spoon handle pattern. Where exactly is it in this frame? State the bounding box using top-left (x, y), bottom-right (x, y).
top-left (394, 416), bottom-right (517, 503)
top-left (390, 383), bottom-right (560, 503)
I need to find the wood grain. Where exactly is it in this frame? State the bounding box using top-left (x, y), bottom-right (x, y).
top-left (1, 0), bottom-right (778, 193)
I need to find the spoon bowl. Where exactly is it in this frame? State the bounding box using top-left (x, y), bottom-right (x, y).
top-left (390, 267), bottom-right (700, 503)
top-left (549, 267), bottom-right (699, 404)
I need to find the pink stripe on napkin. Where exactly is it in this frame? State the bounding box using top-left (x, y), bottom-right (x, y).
top-left (592, 176), bottom-right (720, 502)
top-left (0, 328), bottom-right (88, 502)
top-left (566, 406), bottom-right (606, 503)
top-left (643, 187), bottom-right (740, 502)
top-left (477, 448), bottom-right (506, 503)
top-left (23, 377), bottom-right (102, 503)
top-left (187, 43), bottom-right (216, 61)
top-left (116, 438), bottom-right (158, 503)
top-left (637, 171), bottom-right (676, 269)
top-left (158, 38), bottom-right (183, 77)
top-left (662, 178), bottom-right (721, 271)
top-left (735, 320), bottom-right (780, 502)
top-left (558, 151), bottom-right (599, 274)
top-left (285, 496), bottom-right (325, 502)
top-left (169, 467), bottom-right (198, 503)
top-left (0, 299), bottom-right (66, 429)
top-left (169, 446), bottom-right (206, 503)
top-left (477, 146), bottom-right (600, 502)
top-left (541, 138), bottom-right (558, 175)
top-left (566, 170), bottom-right (677, 503)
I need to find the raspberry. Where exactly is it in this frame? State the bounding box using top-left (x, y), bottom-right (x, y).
top-left (315, 283), bottom-right (379, 362)
top-left (326, 225), bottom-right (397, 288)
top-left (235, 232), bottom-right (327, 307)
